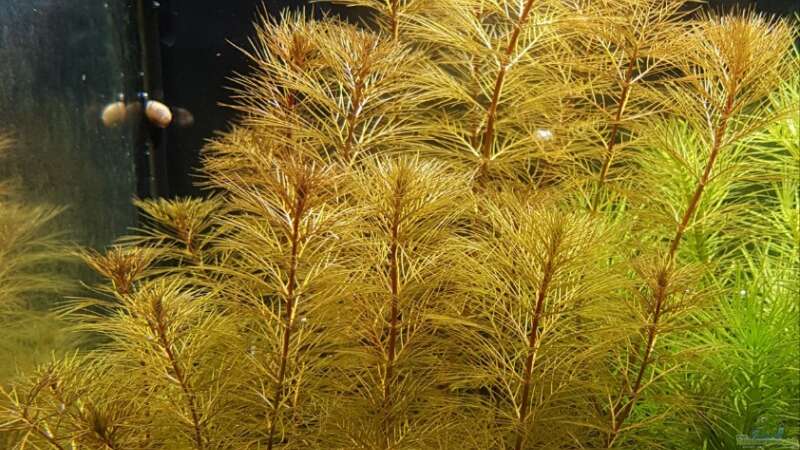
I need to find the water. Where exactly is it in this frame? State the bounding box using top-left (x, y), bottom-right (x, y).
top-left (0, 1), bottom-right (797, 449)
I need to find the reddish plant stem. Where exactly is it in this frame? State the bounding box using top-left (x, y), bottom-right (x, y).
top-left (17, 406), bottom-right (66, 450)
top-left (604, 272), bottom-right (666, 448)
top-left (267, 188), bottom-right (306, 450)
top-left (342, 58), bottom-right (369, 162)
top-left (280, 45), bottom-right (303, 152)
top-left (597, 48), bottom-right (640, 186)
top-left (604, 90), bottom-right (736, 447)
top-left (477, 0), bottom-right (537, 179)
top-left (151, 306), bottom-right (205, 450)
top-left (48, 385), bottom-right (119, 450)
top-left (514, 257), bottom-right (554, 450)
top-left (383, 183), bottom-right (404, 448)
top-left (666, 94), bottom-right (734, 260)
top-left (389, 0), bottom-right (400, 41)
top-left (480, 64), bottom-right (510, 161)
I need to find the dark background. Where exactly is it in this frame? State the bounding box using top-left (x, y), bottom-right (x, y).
top-left (0, 0), bottom-right (140, 247)
top-left (157, 0), bottom-right (799, 197)
top-left (158, 1), bottom-right (363, 196)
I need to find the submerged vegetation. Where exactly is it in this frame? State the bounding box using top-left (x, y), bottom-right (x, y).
top-left (0, 135), bottom-right (75, 449)
top-left (0, 135), bottom-right (73, 383)
top-left (1, 1), bottom-right (798, 448)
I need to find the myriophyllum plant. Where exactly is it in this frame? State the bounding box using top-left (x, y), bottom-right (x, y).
top-left (232, 11), bottom-right (424, 165)
top-left (208, 154), bottom-right (352, 448)
top-left (0, 135), bottom-right (67, 317)
top-left (0, 135), bottom-right (75, 447)
top-left (577, 0), bottom-right (694, 210)
top-left (0, 134), bottom-right (72, 383)
top-left (0, 3), bottom-right (796, 449)
top-left (447, 193), bottom-right (623, 448)
top-left (595, 12), bottom-right (797, 448)
top-left (402, 0), bottom-right (580, 186)
top-left (679, 60), bottom-right (799, 450)
top-left (325, 157), bottom-right (469, 448)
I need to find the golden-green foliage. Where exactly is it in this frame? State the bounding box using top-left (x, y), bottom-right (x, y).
top-left (403, 0), bottom-right (583, 184)
top-left (446, 194), bottom-right (623, 448)
top-left (582, 0), bottom-right (694, 188)
top-left (677, 68), bottom-right (800, 449)
top-left (0, 136), bottom-right (73, 381)
top-left (0, 136), bottom-right (76, 447)
top-left (232, 10), bottom-right (423, 164)
top-left (0, 141), bottom-right (66, 314)
top-left (325, 157), bottom-right (470, 448)
top-left (2, 3), bottom-right (797, 449)
top-left (1, 355), bottom-right (136, 449)
top-left (589, 14), bottom-right (797, 448)
top-left (211, 155), bottom-right (351, 448)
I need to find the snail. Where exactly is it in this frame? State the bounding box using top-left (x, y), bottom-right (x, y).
top-left (172, 107), bottom-right (195, 127)
top-left (101, 94), bottom-right (176, 129)
top-left (101, 100), bottom-right (128, 127)
top-left (145, 100), bottom-right (173, 128)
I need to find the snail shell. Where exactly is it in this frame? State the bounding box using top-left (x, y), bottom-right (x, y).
top-left (172, 107), bottom-right (195, 127)
top-left (101, 101), bottom-right (127, 127)
top-left (145, 100), bottom-right (173, 128)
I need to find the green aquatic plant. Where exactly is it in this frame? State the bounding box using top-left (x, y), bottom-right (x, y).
top-left (0, 135), bottom-right (74, 380)
top-left (591, 14), bottom-right (797, 448)
top-left (0, 137), bottom-right (66, 313)
top-left (676, 68), bottom-right (800, 450)
top-left (684, 246), bottom-right (800, 450)
top-left (1, 2), bottom-right (797, 449)
top-left (0, 136), bottom-right (76, 447)
top-left (0, 196), bottom-right (71, 382)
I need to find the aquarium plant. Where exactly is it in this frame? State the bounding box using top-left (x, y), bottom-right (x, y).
top-left (0, 134), bottom-right (73, 382)
top-left (0, 135), bottom-right (75, 447)
top-left (0, 1), bottom-right (797, 449)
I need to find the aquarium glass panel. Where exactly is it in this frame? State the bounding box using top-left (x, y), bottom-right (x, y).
top-left (0, 0), bottom-right (139, 247)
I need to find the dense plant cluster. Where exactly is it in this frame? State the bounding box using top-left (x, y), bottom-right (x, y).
top-left (0, 135), bottom-right (72, 386)
top-left (1, 1), bottom-right (797, 449)
top-left (0, 134), bottom-right (75, 450)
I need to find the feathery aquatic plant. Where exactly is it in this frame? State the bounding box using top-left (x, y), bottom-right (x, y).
top-left (325, 156), bottom-right (470, 448)
top-left (0, 135), bottom-right (76, 446)
top-left (594, 13), bottom-right (797, 448)
top-left (1, 3), bottom-right (797, 449)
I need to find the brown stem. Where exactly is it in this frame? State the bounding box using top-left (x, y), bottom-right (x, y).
top-left (151, 307), bottom-right (204, 450)
top-left (597, 47), bottom-right (639, 186)
top-left (382, 182), bottom-right (404, 448)
top-left (267, 188), bottom-right (306, 450)
top-left (604, 89), bottom-right (736, 447)
top-left (477, 0), bottom-right (537, 178)
top-left (47, 386), bottom-right (119, 450)
top-left (513, 257), bottom-right (554, 450)
top-left (12, 373), bottom-right (68, 450)
top-left (480, 63), bottom-right (509, 161)
top-left (389, 0), bottom-right (400, 41)
top-left (604, 272), bottom-right (667, 448)
top-left (342, 56), bottom-right (370, 162)
top-left (18, 414), bottom-right (66, 450)
top-left (666, 92), bottom-right (734, 260)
